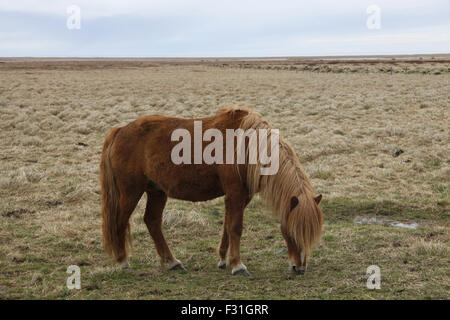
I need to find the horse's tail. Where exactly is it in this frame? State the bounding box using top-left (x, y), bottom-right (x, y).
top-left (100, 127), bottom-right (126, 262)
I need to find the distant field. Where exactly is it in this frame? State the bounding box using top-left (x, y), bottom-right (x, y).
top-left (1, 54), bottom-right (450, 74)
top-left (0, 57), bottom-right (448, 299)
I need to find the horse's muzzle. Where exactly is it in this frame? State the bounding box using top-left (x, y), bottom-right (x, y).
top-left (291, 265), bottom-right (306, 275)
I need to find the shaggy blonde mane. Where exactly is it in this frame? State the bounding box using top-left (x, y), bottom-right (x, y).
top-left (237, 109), bottom-right (323, 255)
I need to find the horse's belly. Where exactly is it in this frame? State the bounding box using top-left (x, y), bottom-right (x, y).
top-left (153, 168), bottom-right (225, 202)
top-left (166, 180), bottom-right (225, 202)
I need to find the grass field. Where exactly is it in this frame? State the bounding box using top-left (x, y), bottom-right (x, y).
top-left (0, 57), bottom-right (449, 299)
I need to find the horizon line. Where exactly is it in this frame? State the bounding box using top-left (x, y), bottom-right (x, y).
top-left (2, 53), bottom-right (450, 60)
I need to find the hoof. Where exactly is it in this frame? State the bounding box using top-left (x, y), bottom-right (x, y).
top-left (118, 260), bottom-right (130, 269)
top-left (168, 260), bottom-right (187, 272)
top-left (218, 260), bottom-right (227, 269)
top-left (231, 264), bottom-right (250, 276)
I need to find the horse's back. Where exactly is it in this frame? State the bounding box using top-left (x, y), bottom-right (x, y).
top-left (107, 112), bottom-right (247, 201)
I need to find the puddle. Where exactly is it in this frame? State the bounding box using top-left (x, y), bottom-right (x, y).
top-left (389, 221), bottom-right (419, 229)
top-left (353, 216), bottom-right (419, 229)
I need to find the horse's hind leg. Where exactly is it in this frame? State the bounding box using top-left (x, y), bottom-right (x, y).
top-left (116, 190), bottom-right (143, 268)
top-left (144, 190), bottom-right (186, 271)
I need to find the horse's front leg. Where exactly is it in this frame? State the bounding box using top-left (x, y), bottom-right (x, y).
top-left (224, 192), bottom-right (250, 275)
top-left (217, 218), bottom-right (229, 269)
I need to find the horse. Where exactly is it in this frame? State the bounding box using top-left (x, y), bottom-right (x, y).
top-left (100, 107), bottom-right (323, 275)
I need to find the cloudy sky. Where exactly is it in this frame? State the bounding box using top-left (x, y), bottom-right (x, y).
top-left (1, 0), bottom-right (449, 57)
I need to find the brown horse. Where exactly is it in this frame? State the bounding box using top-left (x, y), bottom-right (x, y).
top-left (100, 108), bottom-right (323, 275)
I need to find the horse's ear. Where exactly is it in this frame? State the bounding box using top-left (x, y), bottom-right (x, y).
top-left (290, 196), bottom-right (299, 211)
top-left (314, 194), bottom-right (322, 204)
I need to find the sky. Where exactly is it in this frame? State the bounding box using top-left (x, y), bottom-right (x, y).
top-left (0, 0), bottom-right (449, 57)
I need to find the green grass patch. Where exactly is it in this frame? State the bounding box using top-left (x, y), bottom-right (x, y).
top-left (1, 196), bottom-right (448, 300)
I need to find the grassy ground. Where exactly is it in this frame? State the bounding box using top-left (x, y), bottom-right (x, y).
top-left (0, 59), bottom-right (448, 299)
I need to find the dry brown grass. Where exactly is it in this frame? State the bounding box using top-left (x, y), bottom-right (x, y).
top-left (0, 59), bottom-right (448, 299)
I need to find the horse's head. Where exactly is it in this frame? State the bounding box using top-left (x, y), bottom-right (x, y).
top-left (280, 193), bottom-right (323, 274)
